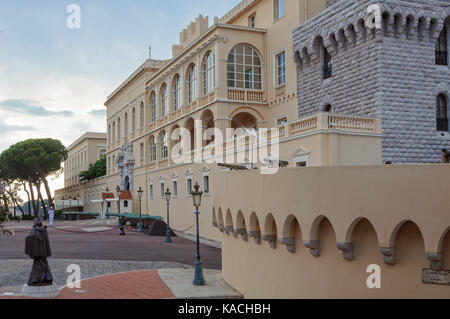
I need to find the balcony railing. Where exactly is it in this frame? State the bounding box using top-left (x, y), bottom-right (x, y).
top-left (437, 118), bottom-right (449, 132)
top-left (436, 51), bottom-right (448, 66)
top-left (228, 89), bottom-right (266, 102)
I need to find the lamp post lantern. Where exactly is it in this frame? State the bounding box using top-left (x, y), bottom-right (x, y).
top-left (191, 182), bottom-right (205, 286)
top-left (165, 188), bottom-right (172, 243)
top-left (137, 186), bottom-right (144, 233)
top-left (116, 186), bottom-right (122, 228)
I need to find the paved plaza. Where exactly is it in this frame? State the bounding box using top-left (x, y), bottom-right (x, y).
top-left (0, 220), bottom-right (233, 299)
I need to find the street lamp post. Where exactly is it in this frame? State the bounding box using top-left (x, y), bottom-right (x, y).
top-left (105, 187), bottom-right (110, 219)
top-left (165, 188), bottom-right (172, 243)
top-left (137, 186), bottom-right (144, 233)
top-left (191, 182), bottom-right (205, 286)
top-left (116, 186), bottom-right (121, 228)
top-left (76, 194), bottom-right (80, 221)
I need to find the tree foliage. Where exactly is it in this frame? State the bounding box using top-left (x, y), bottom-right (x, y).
top-left (0, 138), bottom-right (67, 216)
top-left (79, 158), bottom-right (106, 182)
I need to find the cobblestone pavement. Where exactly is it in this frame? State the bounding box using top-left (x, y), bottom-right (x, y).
top-left (0, 259), bottom-right (190, 294)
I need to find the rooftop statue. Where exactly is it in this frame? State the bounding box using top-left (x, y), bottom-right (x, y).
top-left (25, 218), bottom-right (54, 286)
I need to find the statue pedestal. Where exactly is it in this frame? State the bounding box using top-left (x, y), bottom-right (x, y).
top-left (21, 284), bottom-right (60, 298)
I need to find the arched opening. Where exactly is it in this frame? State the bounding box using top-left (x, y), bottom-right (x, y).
top-left (281, 215), bottom-right (301, 253)
top-left (217, 208), bottom-right (224, 232)
top-left (184, 117), bottom-right (195, 152)
top-left (348, 218), bottom-right (380, 261)
top-left (441, 229), bottom-right (450, 269)
top-left (173, 74), bottom-right (182, 111)
top-left (186, 64), bottom-right (197, 104)
top-left (203, 51), bottom-right (215, 95)
top-left (149, 91), bottom-right (157, 123)
top-left (124, 113), bottom-right (128, 136)
top-left (437, 94), bottom-right (448, 132)
top-left (248, 212), bottom-right (261, 244)
top-left (436, 24), bottom-right (448, 66)
top-left (124, 176), bottom-right (130, 191)
top-left (212, 207), bottom-right (218, 227)
top-left (148, 135), bottom-right (156, 163)
top-left (324, 104), bottom-right (333, 113)
top-left (170, 124), bottom-right (182, 160)
top-left (225, 209), bottom-right (234, 234)
top-left (132, 107), bottom-right (136, 132)
top-left (231, 112), bottom-right (257, 130)
top-left (201, 109), bottom-right (215, 146)
top-left (227, 44), bottom-right (262, 90)
top-left (263, 213), bottom-right (277, 249)
top-left (160, 83), bottom-right (168, 117)
top-left (159, 130), bottom-right (168, 160)
top-left (139, 102), bottom-right (144, 129)
top-left (394, 221), bottom-right (427, 267)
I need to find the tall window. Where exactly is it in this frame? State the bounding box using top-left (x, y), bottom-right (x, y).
top-left (436, 25), bottom-right (448, 66)
top-left (149, 183), bottom-right (154, 200)
top-left (276, 51), bottom-right (286, 86)
top-left (132, 107), bottom-right (136, 132)
top-left (323, 47), bottom-right (332, 79)
top-left (140, 102), bottom-right (144, 128)
top-left (160, 182), bottom-right (165, 198)
top-left (150, 91), bottom-right (156, 122)
top-left (275, 0), bottom-right (285, 20)
top-left (186, 177), bottom-right (192, 196)
top-left (249, 14), bottom-right (256, 28)
top-left (437, 94), bottom-right (448, 132)
top-left (117, 117), bottom-right (121, 140)
top-left (140, 143), bottom-right (144, 165)
top-left (160, 84), bottom-right (168, 117)
top-left (203, 174), bottom-right (210, 194)
top-left (172, 180), bottom-right (178, 197)
top-left (124, 113), bottom-right (128, 136)
top-left (149, 136), bottom-right (156, 162)
top-left (203, 52), bottom-right (215, 95)
top-left (188, 64), bottom-right (197, 104)
top-left (174, 75), bottom-right (182, 111)
top-left (227, 45), bottom-right (262, 90)
top-left (160, 131), bottom-right (168, 159)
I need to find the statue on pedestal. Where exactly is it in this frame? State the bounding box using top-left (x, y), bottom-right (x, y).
top-left (25, 218), bottom-right (53, 286)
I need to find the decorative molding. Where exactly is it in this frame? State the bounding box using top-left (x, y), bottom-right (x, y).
top-left (280, 237), bottom-right (295, 253)
top-left (303, 240), bottom-right (320, 257)
top-left (427, 252), bottom-right (443, 270)
top-left (337, 242), bottom-right (354, 261)
top-left (247, 231), bottom-right (261, 244)
top-left (380, 247), bottom-right (396, 265)
top-left (262, 235), bottom-right (277, 249)
top-left (235, 229), bottom-right (248, 241)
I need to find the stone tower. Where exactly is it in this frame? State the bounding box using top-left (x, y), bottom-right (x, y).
top-left (293, 0), bottom-right (450, 163)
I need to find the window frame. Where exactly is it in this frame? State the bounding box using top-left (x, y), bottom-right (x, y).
top-left (203, 51), bottom-right (216, 95)
top-left (275, 51), bottom-right (286, 87)
top-left (160, 131), bottom-right (169, 160)
top-left (160, 84), bottom-right (168, 117)
top-left (437, 94), bottom-right (449, 132)
top-left (227, 45), bottom-right (262, 90)
top-left (186, 176), bottom-right (193, 197)
top-left (436, 25), bottom-right (448, 66)
top-left (174, 75), bottom-right (182, 111)
top-left (274, 0), bottom-right (285, 21)
top-left (188, 64), bottom-right (197, 104)
top-left (150, 91), bottom-right (157, 123)
top-left (149, 136), bottom-right (157, 163)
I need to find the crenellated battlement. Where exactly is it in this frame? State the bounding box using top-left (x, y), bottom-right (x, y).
top-left (293, 0), bottom-right (450, 69)
top-left (172, 14), bottom-right (209, 57)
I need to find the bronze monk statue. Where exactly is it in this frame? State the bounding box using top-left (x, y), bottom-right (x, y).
top-left (25, 218), bottom-right (54, 286)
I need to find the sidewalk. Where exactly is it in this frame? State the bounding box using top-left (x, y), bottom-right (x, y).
top-left (1, 268), bottom-right (242, 299)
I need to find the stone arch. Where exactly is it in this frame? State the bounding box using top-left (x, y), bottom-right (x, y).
top-left (393, 13), bottom-right (403, 37)
top-left (441, 229), bottom-right (450, 270)
top-left (262, 213), bottom-right (277, 249)
top-left (225, 209), bottom-right (234, 234)
top-left (281, 215), bottom-right (301, 253)
top-left (183, 117), bottom-right (195, 152)
top-left (200, 109), bottom-right (215, 146)
top-left (248, 212), bottom-right (261, 244)
top-left (394, 221), bottom-right (427, 267)
top-left (312, 36), bottom-right (324, 61)
top-left (405, 14), bottom-right (415, 39)
top-left (235, 210), bottom-right (248, 240)
top-left (304, 215), bottom-right (329, 257)
top-left (320, 94), bottom-right (335, 112)
top-left (230, 111), bottom-right (259, 131)
top-left (341, 217), bottom-right (379, 261)
top-left (437, 226), bottom-right (450, 252)
top-left (217, 207), bottom-right (224, 232)
top-left (433, 82), bottom-right (450, 96)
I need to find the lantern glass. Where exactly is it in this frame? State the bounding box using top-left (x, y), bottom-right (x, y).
top-left (165, 188), bottom-right (171, 202)
top-left (137, 186), bottom-right (144, 200)
top-left (191, 182), bottom-right (203, 208)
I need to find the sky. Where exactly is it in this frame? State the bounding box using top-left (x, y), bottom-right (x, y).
top-left (0, 0), bottom-right (240, 201)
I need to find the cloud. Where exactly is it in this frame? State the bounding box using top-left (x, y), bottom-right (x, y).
top-left (0, 99), bottom-right (74, 117)
top-left (0, 119), bottom-right (36, 135)
top-left (88, 109), bottom-right (106, 118)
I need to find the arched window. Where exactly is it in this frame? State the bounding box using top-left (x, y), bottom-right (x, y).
top-left (227, 45), bottom-right (262, 90)
top-left (112, 122), bottom-right (116, 143)
top-left (436, 25), bottom-right (448, 66)
top-left (124, 113), bottom-right (128, 136)
top-left (149, 136), bottom-right (156, 162)
top-left (188, 64), bottom-right (197, 103)
top-left (160, 84), bottom-right (168, 117)
top-left (117, 117), bottom-right (121, 140)
top-left (437, 94), bottom-right (448, 132)
top-left (140, 102), bottom-right (144, 128)
top-left (173, 75), bottom-right (182, 111)
top-left (108, 124), bottom-right (111, 144)
top-left (160, 131), bottom-right (168, 159)
top-left (203, 52), bottom-right (215, 94)
top-left (323, 46), bottom-right (332, 79)
top-left (150, 91), bottom-right (156, 122)
top-left (132, 107), bottom-right (136, 132)
top-left (324, 104), bottom-right (333, 113)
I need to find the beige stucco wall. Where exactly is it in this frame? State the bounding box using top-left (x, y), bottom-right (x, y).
top-left (213, 165), bottom-right (450, 298)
